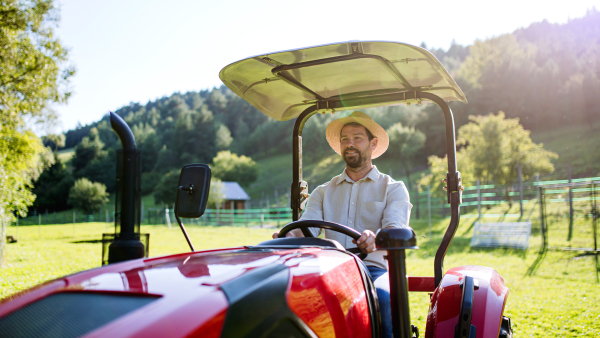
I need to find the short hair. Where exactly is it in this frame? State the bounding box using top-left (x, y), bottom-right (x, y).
top-left (341, 122), bottom-right (374, 141)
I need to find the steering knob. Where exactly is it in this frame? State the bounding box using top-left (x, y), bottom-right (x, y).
top-left (375, 228), bottom-right (419, 250)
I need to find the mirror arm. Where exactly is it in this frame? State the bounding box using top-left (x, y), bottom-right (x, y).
top-left (175, 186), bottom-right (196, 252)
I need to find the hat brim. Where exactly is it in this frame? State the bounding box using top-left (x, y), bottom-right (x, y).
top-left (325, 112), bottom-right (389, 159)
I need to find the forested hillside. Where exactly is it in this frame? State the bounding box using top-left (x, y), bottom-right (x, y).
top-left (35, 9), bottom-right (600, 212)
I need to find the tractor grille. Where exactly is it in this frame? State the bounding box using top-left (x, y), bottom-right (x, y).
top-left (0, 292), bottom-right (158, 338)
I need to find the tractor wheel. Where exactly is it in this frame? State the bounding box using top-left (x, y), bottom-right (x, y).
top-left (498, 316), bottom-right (513, 338)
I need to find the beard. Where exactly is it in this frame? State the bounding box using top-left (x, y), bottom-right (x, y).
top-left (343, 147), bottom-right (367, 168)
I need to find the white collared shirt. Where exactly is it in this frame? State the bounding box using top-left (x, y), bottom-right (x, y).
top-left (299, 166), bottom-right (413, 269)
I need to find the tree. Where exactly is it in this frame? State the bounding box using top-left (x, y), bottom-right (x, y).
top-left (208, 178), bottom-right (225, 209)
top-left (32, 154), bottom-right (74, 212)
top-left (215, 123), bottom-right (233, 150)
top-left (171, 107), bottom-right (217, 166)
top-left (0, 0), bottom-right (74, 265)
top-left (68, 178), bottom-right (109, 218)
top-left (211, 151), bottom-right (258, 188)
top-left (153, 170), bottom-right (180, 206)
top-left (385, 123), bottom-right (426, 190)
top-left (420, 112), bottom-right (558, 205)
top-left (72, 128), bottom-right (106, 175)
top-left (42, 134), bottom-right (66, 151)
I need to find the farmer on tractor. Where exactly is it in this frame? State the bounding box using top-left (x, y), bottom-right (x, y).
top-left (273, 111), bottom-right (413, 338)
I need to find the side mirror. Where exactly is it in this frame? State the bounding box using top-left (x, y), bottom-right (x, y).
top-left (176, 164), bottom-right (211, 218)
top-left (174, 164), bottom-right (211, 252)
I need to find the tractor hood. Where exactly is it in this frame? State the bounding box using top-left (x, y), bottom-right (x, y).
top-left (0, 246), bottom-right (373, 338)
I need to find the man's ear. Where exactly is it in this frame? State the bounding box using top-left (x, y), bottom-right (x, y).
top-left (370, 137), bottom-right (378, 152)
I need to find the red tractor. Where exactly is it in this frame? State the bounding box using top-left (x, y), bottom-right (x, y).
top-left (0, 41), bottom-right (512, 338)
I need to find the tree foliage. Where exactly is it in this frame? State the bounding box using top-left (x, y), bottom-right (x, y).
top-left (420, 112), bottom-right (557, 202)
top-left (32, 154), bottom-right (74, 212)
top-left (0, 0), bottom-right (73, 265)
top-left (211, 151), bottom-right (258, 188)
top-left (207, 178), bottom-right (225, 209)
top-left (153, 170), bottom-right (180, 206)
top-left (385, 123), bottom-right (426, 189)
top-left (68, 178), bottom-right (109, 215)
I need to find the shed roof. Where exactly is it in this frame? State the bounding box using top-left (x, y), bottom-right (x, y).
top-left (222, 182), bottom-right (251, 201)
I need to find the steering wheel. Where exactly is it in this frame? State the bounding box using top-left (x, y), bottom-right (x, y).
top-left (278, 220), bottom-right (368, 260)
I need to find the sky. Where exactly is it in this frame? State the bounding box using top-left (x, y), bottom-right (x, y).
top-left (52, 0), bottom-right (598, 133)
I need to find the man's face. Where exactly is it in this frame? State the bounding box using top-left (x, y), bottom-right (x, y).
top-left (340, 125), bottom-right (377, 169)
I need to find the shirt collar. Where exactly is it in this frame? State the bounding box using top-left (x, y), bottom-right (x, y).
top-left (337, 165), bottom-right (381, 185)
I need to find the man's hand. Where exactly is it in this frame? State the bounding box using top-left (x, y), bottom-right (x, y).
top-left (272, 230), bottom-right (296, 239)
top-left (352, 229), bottom-right (376, 254)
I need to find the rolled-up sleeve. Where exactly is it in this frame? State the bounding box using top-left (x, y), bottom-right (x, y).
top-left (381, 181), bottom-right (413, 229)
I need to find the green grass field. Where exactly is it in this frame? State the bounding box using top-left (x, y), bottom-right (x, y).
top-left (2, 203), bottom-right (599, 337)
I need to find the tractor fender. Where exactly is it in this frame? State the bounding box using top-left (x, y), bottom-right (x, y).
top-left (424, 265), bottom-right (509, 338)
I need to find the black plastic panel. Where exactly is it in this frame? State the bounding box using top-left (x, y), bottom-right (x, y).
top-left (220, 264), bottom-right (315, 338)
top-left (0, 292), bottom-right (158, 338)
top-left (176, 163), bottom-right (211, 218)
top-left (254, 237), bottom-right (345, 251)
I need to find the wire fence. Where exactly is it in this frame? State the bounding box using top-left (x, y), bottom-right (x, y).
top-left (540, 181), bottom-right (599, 252)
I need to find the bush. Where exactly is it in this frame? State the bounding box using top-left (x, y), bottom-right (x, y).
top-left (211, 151), bottom-right (258, 188)
top-left (68, 178), bottom-right (109, 215)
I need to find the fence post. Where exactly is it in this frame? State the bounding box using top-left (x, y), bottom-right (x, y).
top-left (518, 164), bottom-right (524, 217)
top-left (592, 181), bottom-right (597, 252)
top-left (165, 208), bottom-right (171, 228)
top-left (231, 201), bottom-right (234, 226)
top-left (428, 185), bottom-right (431, 239)
top-left (216, 203), bottom-right (220, 226)
top-left (477, 179), bottom-right (482, 221)
top-left (415, 186), bottom-right (420, 219)
top-left (275, 189), bottom-right (280, 227)
top-left (568, 164), bottom-right (574, 241)
top-left (539, 185), bottom-right (547, 250)
top-left (38, 213), bottom-right (41, 239)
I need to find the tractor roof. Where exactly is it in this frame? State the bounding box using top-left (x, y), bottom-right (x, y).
top-left (219, 41), bottom-right (466, 121)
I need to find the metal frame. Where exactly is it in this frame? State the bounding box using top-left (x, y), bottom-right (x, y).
top-left (290, 90), bottom-right (462, 287)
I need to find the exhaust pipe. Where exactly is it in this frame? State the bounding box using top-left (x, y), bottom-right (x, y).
top-left (376, 228), bottom-right (419, 338)
top-left (107, 112), bottom-right (144, 264)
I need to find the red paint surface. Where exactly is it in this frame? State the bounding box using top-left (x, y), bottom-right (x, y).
top-left (0, 246), bottom-right (376, 337)
top-left (424, 265), bottom-right (509, 338)
top-left (0, 247), bottom-right (293, 337)
top-left (408, 276), bottom-right (436, 292)
top-left (286, 250), bottom-right (372, 338)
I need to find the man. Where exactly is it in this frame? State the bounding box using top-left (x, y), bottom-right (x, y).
top-left (272, 111), bottom-right (412, 338)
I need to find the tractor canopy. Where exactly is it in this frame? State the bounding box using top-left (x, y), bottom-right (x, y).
top-left (219, 41), bottom-right (466, 121)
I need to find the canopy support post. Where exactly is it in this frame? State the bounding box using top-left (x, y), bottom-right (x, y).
top-left (419, 93), bottom-right (462, 287)
top-left (291, 106), bottom-right (318, 236)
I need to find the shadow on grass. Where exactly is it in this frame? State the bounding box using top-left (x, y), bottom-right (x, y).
top-left (71, 239), bottom-right (103, 244)
top-left (525, 249), bottom-right (547, 277)
top-left (574, 252), bottom-right (600, 283)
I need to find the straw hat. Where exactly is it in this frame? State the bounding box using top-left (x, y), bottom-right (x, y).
top-left (325, 111), bottom-right (389, 159)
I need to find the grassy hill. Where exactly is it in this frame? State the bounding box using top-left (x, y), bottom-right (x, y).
top-left (531, 123), bottom-right (600, 179)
